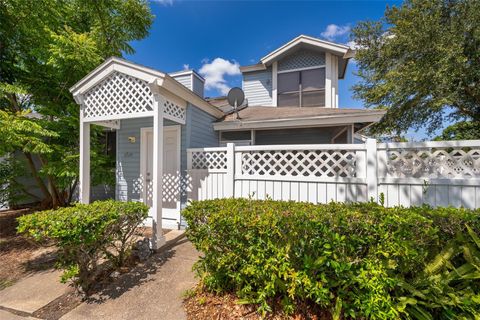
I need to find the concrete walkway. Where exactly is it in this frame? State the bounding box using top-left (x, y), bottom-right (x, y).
top-left (0, 270), bottom-right (69, 316)
top-left (0, 233), bottom-right (199, 320)
top-left (61, 239), bottom-right (199, 320)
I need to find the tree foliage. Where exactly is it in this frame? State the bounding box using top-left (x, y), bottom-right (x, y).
top-left (0, 0), bottom-right (154, 207)
top-left (351, 0), bottom-right (480, 136)
top-left (435, 121), bottom-right (480, 140)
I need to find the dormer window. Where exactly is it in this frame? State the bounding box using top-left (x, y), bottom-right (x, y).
top-left (277, 67), bottom-right (325, 107)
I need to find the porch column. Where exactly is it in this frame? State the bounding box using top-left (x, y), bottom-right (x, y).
top-left (151, 92), bottom-right (166, 249)
top-left (79, 111), bottom-right (90, 204)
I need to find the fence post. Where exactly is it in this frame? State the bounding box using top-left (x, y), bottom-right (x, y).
top-left (225, 143), bottom-right (235, 198)
top-left (365, 138), bottom-right (378, 202)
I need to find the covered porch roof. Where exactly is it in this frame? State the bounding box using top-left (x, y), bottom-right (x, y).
top-left (70, 57), bottom-right (225, 249)
top-left (213, 106), bottom-right (386, 131)
top-left (70, 57), bottom-right (223, 125)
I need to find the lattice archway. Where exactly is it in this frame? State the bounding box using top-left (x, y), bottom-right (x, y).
top-left (82, 71), bottom-right (187, 124)
top-left (83, 72), bottom-right (154, 121)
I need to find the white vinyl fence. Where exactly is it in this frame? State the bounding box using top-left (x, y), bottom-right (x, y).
top-left (186, 140), bottom-right (480, 209)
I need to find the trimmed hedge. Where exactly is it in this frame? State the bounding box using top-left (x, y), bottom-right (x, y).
top-left (17, 200), bottom-right (149, 293)
top-left (183, 199), bottom-right (480, 319)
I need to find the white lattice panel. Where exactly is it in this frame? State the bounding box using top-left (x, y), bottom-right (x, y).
top-left (163, 100), bottom-right (186, 122)
top-left (83, 72), bottom-right (153, 119)
top-left (241, 150), bottom-right (357, 177)
top-left (278, 50), bottom-right (326, 72)
top-left (191, 151), bottom-right (227, 170)
top-left (386, 148), bottom-right (480, 178)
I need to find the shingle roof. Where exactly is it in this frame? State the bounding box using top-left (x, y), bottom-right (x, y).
top-left (220, 106), bottom-right (385, 122)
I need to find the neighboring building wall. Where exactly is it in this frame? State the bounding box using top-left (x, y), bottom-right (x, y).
top-left (243, 67), bottom-right (272, 106)
top-left (91, 185), bottom-right (115, 201)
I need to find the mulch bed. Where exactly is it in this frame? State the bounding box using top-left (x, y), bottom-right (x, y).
top-left (183, 289), bottom-right (332, 320)
top-left (0, 208), bottom-right (57, 290)
top-left (1, 208), bottom-right (173, 319)
top-left (32, 289), bottom-right (83, 320)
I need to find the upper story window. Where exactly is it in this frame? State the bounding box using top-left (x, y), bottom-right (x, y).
top-left (277, 67), bottom-right (325, 107)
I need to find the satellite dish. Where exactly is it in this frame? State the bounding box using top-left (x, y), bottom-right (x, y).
top-left (227, 87), bottom-right (245, 108)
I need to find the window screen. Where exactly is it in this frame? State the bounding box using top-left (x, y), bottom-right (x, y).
top-left (278, 72), bottom-right (300, 93)
top-left (277, 67), bottom-right (326, 107)
top-left (301, 68), bottom-right (325, 91)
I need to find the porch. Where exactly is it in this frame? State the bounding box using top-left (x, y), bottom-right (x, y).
top-left (70, 57), bottom-right (222, 248)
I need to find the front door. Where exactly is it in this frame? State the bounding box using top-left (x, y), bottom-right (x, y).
top-left (141, 126), bottom-right (181, 226)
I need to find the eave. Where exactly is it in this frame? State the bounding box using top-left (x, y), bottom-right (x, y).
top-left (213, 111), bottom-right (386, 131)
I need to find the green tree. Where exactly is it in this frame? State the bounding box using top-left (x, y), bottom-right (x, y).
top-left (0, 0), bottom-right (153, 207)
top-left (351, 0), bottom-right (480, 136)
top-left (435, 121), bottom-right (480, 140)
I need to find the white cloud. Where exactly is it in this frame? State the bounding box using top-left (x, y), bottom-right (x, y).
top-left (199, 58), bottom-right (241, 95)
top-left (321, 24), bottom-right (351, 41)
top-left (151, 0), bottom-right (173, 6)
top-left (182, 64), bottom-right (189, 70)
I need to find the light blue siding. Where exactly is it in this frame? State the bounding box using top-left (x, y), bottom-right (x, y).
top-left (116, 118), bottom-right (152, 201)
top-left (243, 67), bottom-right (272, 106)
top-left (171, 74), bottom-right (191, 90)
top-left (192, 75), bottom-right (204, 98)
top-left (186, 105), bottom-right (219, 149)
top-left (115, 104), bottom-right (218, 203)
top-left (115, 117), bottom-right (185, 201)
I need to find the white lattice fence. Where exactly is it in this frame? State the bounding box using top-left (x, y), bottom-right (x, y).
top-left (381, 145), bottom-right (480, 179)
top-left (189, 149), bottom-right (228, 171)
top-left (239, 149), bottom-right (357, 177)
top-left (187, 140), bottom-right (480, 208)
top-left (378, 140), bottom-right (480, 208)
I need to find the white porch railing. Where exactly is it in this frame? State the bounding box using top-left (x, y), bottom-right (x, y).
top-left (187, 140), bottom-right (480, 209)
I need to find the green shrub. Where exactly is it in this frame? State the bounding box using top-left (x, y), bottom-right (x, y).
top-left (183, 199), bottom-right (480, 319)
top-left (17, 200), bottom-right (149, 293)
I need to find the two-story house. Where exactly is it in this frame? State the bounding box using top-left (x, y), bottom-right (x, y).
top-left (211, 35), bottom-right (385, 146)
top-left (69, 34), bottom-right (385, 232)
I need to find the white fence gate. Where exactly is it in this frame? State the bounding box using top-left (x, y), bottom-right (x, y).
top-left (186, 140), bottom-right (480, 209)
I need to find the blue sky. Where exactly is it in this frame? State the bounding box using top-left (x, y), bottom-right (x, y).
top-left (125, 0), bottom-right (441, 139)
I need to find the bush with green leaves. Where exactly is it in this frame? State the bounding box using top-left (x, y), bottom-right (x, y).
top-left (17, 200), bottom-right (149, 293)
top-left (183, 199), bottom-right (480, 319)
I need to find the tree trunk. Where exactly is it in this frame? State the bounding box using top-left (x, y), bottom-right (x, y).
top-left (37, 155), bottom-right (64, 208)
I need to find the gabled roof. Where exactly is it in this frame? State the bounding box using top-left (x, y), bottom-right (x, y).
top-left (70, 57), bottom-right (223, 118)
top-left (239, 35), bottom-right (354, 78)
top-left (260, 35), bottom-right (351, 65)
